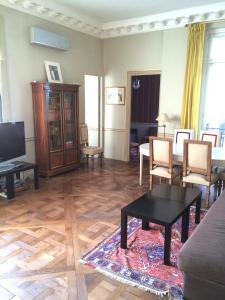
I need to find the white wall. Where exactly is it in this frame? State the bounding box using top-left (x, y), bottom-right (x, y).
top-left (159, 28), bottom-right (188, 135)
top-left (0, 5), bottom-right (103, 163)
top-left (0, 5), bottom-right (188, 163)
top-left (103, 28), bottom-right (187, 160)
top-left (103, 32), bottom-right (163, 160)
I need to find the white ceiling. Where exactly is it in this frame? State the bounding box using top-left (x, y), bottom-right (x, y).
top-left (52, 0), bottom-right (225, 23)
top-left (1, 0), bottom-right (225, 38)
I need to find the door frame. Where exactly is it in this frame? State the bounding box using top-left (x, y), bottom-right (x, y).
top-left (126, 70), bottom-right (161, 161)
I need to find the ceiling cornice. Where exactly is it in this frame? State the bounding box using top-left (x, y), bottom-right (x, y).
top-left (0, 0), bottom-right (225, 38)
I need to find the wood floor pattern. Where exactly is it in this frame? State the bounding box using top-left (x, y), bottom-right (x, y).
top-left (0, 159), bottom-right (177, 299)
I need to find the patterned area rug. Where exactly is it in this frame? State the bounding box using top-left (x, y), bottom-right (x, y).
top-left (80, 208), bottom-right (206, 299)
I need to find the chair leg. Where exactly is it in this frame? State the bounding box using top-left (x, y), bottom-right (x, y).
top-left (86, 155), bottom-right (89, 165)
top-left (168, 178), bottom-right (172, 185)
top-left (159, 177), bottom-right (162, 184)
top-left (136, 147), bottom-right (139, 158)
top-left (150, 175), bottom-right (153, 190)
top-left (214, 181), bottom-right (219, 200)
top-left (205, 186), bottom-right (210, 208)
top-left (91, 155), bottom-right (94, 170)
top-left (100, 152), bottom-right (104, 167)
top-left (218, 179), bottom-right (222, 196)
top-left (183, 182), bottom-right (186, 188)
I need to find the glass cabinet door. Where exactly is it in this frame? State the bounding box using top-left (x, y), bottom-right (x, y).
top-left (64, 92), bottom-right (76, 149)
top-left (48, 92), bottom-right (63, 151)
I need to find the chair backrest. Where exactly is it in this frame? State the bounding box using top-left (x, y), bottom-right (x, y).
top-left (174, 129), bottom-right (194, 144)
top-left (199, 130), bottom-right (221, 147)
top-left (149, 136), bottom-right (173, 173)
top-left (79, 123), bottom-right (88, 145)
top-left (183, 140), bottom-right (212, 181)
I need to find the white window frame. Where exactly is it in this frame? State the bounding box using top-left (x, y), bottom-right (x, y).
top-left (199, 25), bottom-right (225, 134)
top-left (0, 60), bottom-right (2, 122)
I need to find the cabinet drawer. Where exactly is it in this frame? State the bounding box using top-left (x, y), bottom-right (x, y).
top-left (65, 149), bottom-right (77, 165)
top-left (50, 151), bottom-right (64, 169)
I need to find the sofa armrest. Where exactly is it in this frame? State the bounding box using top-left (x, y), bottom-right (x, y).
top-left (178, 190), bottom-right (225, 285)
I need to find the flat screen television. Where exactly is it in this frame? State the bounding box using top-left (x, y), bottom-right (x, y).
top-left (0, 122), bottom-right (26, 165)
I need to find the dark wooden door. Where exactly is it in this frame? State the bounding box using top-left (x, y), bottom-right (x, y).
top-left (131, 74), bottom-right (160, 142)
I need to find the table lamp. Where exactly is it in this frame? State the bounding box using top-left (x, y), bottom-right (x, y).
top-left (156, 113), bottom-right (170, 138)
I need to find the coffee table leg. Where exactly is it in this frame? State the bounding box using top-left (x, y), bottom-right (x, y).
top-left (181, 207), bottom-right (190, 243)
top-left (142, 219), bottom-right (150, 230)
top-left (121, 211), bottom-right (127, 249)
top-left (195, 195), bottom-right (201, 224)
top-left (164, 226), bottom-right (171, 265)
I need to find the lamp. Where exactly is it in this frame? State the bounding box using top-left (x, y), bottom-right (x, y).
top-left (132, 77), bottom-right (140, 90)
top-left (156, 113), bottom-right (170, 138)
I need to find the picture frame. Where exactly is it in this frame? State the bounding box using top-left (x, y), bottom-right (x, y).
top-left (106, 87), bottom-right (125, 105)
top-left (44, 61), bottom-right (63, 83)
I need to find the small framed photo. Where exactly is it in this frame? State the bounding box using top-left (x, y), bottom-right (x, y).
top-left (44, 61), bottom-right (63, 83)
top-left (106, 87), bottom-right (125, 105)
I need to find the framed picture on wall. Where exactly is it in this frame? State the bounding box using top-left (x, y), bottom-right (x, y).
top-left (106, 87), bottom-right (125, 105)
top-left (44, 61), bottom-right (63, 83)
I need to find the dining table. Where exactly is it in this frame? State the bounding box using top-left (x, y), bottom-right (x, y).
top-left (139, 142), bottom-right (225, 185)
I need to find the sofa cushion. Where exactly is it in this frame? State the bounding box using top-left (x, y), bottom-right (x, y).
top-left (178, 190), bottom-right (225, 286)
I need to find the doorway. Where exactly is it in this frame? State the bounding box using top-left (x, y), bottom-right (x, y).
top-left (84, 75), bottom-right (102, 147)
top-left (127, 71), bottom-right (161, 161)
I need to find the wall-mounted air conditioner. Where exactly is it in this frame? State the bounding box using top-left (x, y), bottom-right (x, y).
top-left (30, 27), bottom-right (70, 51)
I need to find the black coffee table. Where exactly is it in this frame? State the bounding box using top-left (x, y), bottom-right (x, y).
top-left (121, 184), bottom-right (201, 265)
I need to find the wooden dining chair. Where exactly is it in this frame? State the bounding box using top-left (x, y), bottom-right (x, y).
top-left (199, 130), bottom-right (221, 147)
top-left (149, 136), bottom-right (181, 190)
top-left (182, 140), bottom-right (219, 207)
top-left (200, 130), bottom-right (221, 178)
top-left (79, 123), bottom-right (104, 167)
top-left (174, 129), bottom-right (194, 144)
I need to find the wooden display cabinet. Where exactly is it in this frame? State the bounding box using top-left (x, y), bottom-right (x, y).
top-left (31, 82), bottom-right (80, 177)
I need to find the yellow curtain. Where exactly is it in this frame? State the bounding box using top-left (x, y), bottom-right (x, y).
top-left (180, 23), bottom-right (205, 134)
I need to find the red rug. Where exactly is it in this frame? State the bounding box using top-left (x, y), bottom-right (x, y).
top-left (81, 208), bottom-right (206, 299)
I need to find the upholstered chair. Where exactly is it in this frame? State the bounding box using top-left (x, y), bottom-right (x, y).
top-left (174, 129), bottom-right (195, 144)
top-left (182, 140), bottom-right (219, 207)
top-left (79, 123), bottom-right (104, 167)
top-left (200, 130), bottom-right (221, 177)
top-left (199, 130), bottom-right (221, 147)
top-left (149, 136), bottom-right (181, 190)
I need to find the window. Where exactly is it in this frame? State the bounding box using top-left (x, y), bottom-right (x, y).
top-left (200, 27), bottom-right (225, 133)
top-left (0, 61), bottom-right (2, 122)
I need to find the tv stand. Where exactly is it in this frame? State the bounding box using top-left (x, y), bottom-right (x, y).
top-left (0, 164), bottom-right (15, 173)
top-left (12, 161), bottom-right (24, 168)
top-left (0, 162), bottom-right (39, 199)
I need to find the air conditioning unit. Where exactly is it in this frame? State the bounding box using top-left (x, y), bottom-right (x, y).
top-left (30, 27), bottom-right (69, 51)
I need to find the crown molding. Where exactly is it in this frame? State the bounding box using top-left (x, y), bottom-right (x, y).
top-left (0, 0), bottom-right (225, 38)
top-left (0, 0), bottom-right (103, 37)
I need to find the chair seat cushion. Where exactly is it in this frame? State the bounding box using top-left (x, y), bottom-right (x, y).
top-left (183, 172), bottom-right (218, 186)
top-left (150, 166), bottom-right (181, 179)
top-left (81, 146), bottom-right (103, 156)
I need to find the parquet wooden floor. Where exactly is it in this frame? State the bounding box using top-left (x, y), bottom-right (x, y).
top-left (0, 159), bottom-right (211, 300)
